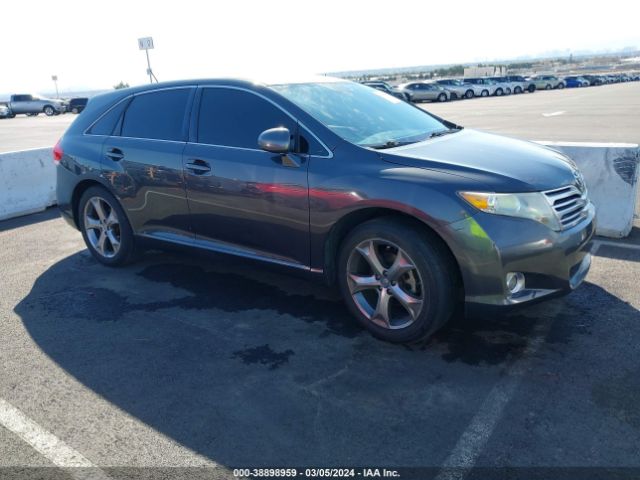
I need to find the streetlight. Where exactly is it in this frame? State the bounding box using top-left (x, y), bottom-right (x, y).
top-left (51, 75), bottom-right (59, 98)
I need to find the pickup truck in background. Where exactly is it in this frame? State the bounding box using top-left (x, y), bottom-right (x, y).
top-left (8, 94), bottom-right (66, 116)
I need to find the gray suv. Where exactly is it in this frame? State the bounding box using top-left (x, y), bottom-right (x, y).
top-left (55, 77), bottom-right (594, 344)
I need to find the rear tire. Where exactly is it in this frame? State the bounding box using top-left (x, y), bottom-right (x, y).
top-left (545, 84), bottom-right (552, 90)
top-left (465, 89), bottom-right (474, 99)
top-left (557, 83), bottom-right (565, 89)
top-left (481, 89), bottom-right (489, 97)
top-left (495, 88), bottom-right (503, 96)
top-left (528, 84), bottom-right (536, 93)
top-left (337, 218), bottom-right (457, 344)
top-left (437, 93), bottom-right (447, 102)
top-left (514, 86), bottom-right (522, 94)
top-left (78, 186), bottom-right (137, 267)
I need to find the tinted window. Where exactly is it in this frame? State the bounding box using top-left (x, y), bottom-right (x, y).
top-left (121, 89), bottom-right (190, 141)
top-left (88, 98), bottom-right (131, 136)
top-left (197, 88), bottom-right (295, 149)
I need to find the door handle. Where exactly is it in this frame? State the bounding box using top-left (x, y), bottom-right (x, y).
top-left (185, 159), bottom-right (212, 175)
top-left (105, 147), bottom-right (124, 161)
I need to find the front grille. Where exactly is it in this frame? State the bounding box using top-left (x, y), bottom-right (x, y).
top-left (544, 184), bottom-right (589, 230)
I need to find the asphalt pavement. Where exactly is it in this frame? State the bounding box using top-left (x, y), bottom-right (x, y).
top-left (1, 80), bottom-right (640, 479)
top-left (0, 114), bottom-right (75, 153)
top-left (0, 82), bottom-right (639, 154)
top-left (423, 81), bottom-right (640, 144)
top-left (0, 208), bottom-right (639, 479)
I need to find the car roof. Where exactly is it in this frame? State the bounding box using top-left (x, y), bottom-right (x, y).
top-left (120, 75), bottom-right (346, 93)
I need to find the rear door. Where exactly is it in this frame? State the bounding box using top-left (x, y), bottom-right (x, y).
top-left (182, 86), bottom-right (312, 268)
top-left (101, 87), bottom-right (195, 239)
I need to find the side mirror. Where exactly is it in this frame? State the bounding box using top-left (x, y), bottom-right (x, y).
top-left (258, 127), bottom-right (291, 154)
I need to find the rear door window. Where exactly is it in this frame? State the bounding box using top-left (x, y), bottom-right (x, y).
top-left (121, 88), bottom-right (192, 141)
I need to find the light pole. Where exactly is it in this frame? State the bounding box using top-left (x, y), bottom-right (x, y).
top-left (51, 75), bottom-right (59, 98)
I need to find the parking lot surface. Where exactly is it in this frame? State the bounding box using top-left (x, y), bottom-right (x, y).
top-left (1, 208), bottom-right (639, 479)
top-left (423, 81), bottom-right (640, 144)
top-left (0, 114), bottom-right (75, 153)
top-left (1, 82), bottom-right (639, 155)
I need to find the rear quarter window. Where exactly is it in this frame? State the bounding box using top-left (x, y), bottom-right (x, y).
top-left (121, 88), bottom-right (192, 141)
top-left (87, 98), bottom-right (131, 136)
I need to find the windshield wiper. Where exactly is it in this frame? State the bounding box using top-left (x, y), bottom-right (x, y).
top-left (367, 140), bottom-right (416, 150)
top-left (429, 127), bottom-right (463, 139)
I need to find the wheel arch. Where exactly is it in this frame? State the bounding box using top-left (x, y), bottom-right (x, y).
top-left (323, 207), bottom-right (464, 295)
top-left (71, 178), bottom-right (127, 229)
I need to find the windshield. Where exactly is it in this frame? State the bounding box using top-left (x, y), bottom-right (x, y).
top-left (271, 81), bottom-right (448, 148)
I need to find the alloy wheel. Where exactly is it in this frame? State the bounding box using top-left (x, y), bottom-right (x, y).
top-left (346, 239), bottom-right (424, 330)
top-left (83, 197), bottom-right (121, 258)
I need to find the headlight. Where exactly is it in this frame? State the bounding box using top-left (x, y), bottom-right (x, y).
top-left (459, 191), bottom-right (561, 231)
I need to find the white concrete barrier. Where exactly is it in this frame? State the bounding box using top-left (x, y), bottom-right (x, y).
top-left (0, 143), bottom-right (638, 238)
top-left (537, 141), bottom-right (639, 238)
top-left (0, 148), bottom-right (56, 221)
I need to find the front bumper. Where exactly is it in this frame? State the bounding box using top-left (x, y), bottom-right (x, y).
top-left (443, 203), bottom-right (596, 308)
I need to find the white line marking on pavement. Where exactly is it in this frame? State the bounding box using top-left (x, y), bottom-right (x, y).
top-left (542, 111), bottom-right (566, 117)
top-left (434, 310), bottom-right (559, 480)
top-left (0, 398), bottom-right (111, 480)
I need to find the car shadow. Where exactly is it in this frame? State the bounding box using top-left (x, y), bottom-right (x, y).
top-left (0, 206), bottom-right (60, 233)
top-left (14, 249), bottom-right (639, 468)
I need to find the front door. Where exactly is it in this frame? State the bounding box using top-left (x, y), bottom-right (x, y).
top-left (182, 87), bottom-right (310, 268)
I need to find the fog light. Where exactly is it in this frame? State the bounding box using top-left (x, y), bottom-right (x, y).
top-left (506, 272), bottom-right (525, 294)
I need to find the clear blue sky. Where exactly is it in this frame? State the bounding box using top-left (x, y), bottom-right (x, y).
top-left (2, 0), bottom-right (639, 93)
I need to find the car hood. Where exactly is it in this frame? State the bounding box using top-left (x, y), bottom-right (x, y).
top-left (379, 129), bottom-right (577, 192)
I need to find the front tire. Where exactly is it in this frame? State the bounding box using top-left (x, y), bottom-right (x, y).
top-left (43, 105), bottom-right (55, 116)
top-left (514, 86), bottom-right (522, 94)
top-left (437, 93), bottom-right (447, 102)
top-left (481, 89), bottom-right (489, 97)
top-left (495, 88), bottom-right (503, 96)
top-left (465, 89), bottom-right (474, 99)
top-left (337, 218), bottom-right (457, 344)
top-left (78, 186), bottom-right (137, 266)
top-left (528, 84), bottom-right (536, 93)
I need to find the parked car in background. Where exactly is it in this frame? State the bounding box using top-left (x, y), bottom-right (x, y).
top-left (563, 76), bottom-right (589, 88)
top-left (527, 75), bottom-right (566, 90)
top-left (582, 75), bottom-right (604, 86)
top-left (0, 104), bottom-right (14, 118)
top-left (68, 97), bottom-right (89, 114)
top-left (55, 76), bottom-right (595, 344)
top-left (491, 76), bottom-right (528, 94)
top-left (487, 77), bottom-right (513, 95)
top-left (463, 78), bottom-right (502, 97)
top-left (434, 79), bottom-right (482, 99)
top-left (505, 75), bottom-right (536, 93)
top-left (397, 82), bottom-right (450, 102)
top-left (8, 94), bottom-right (66, 116)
